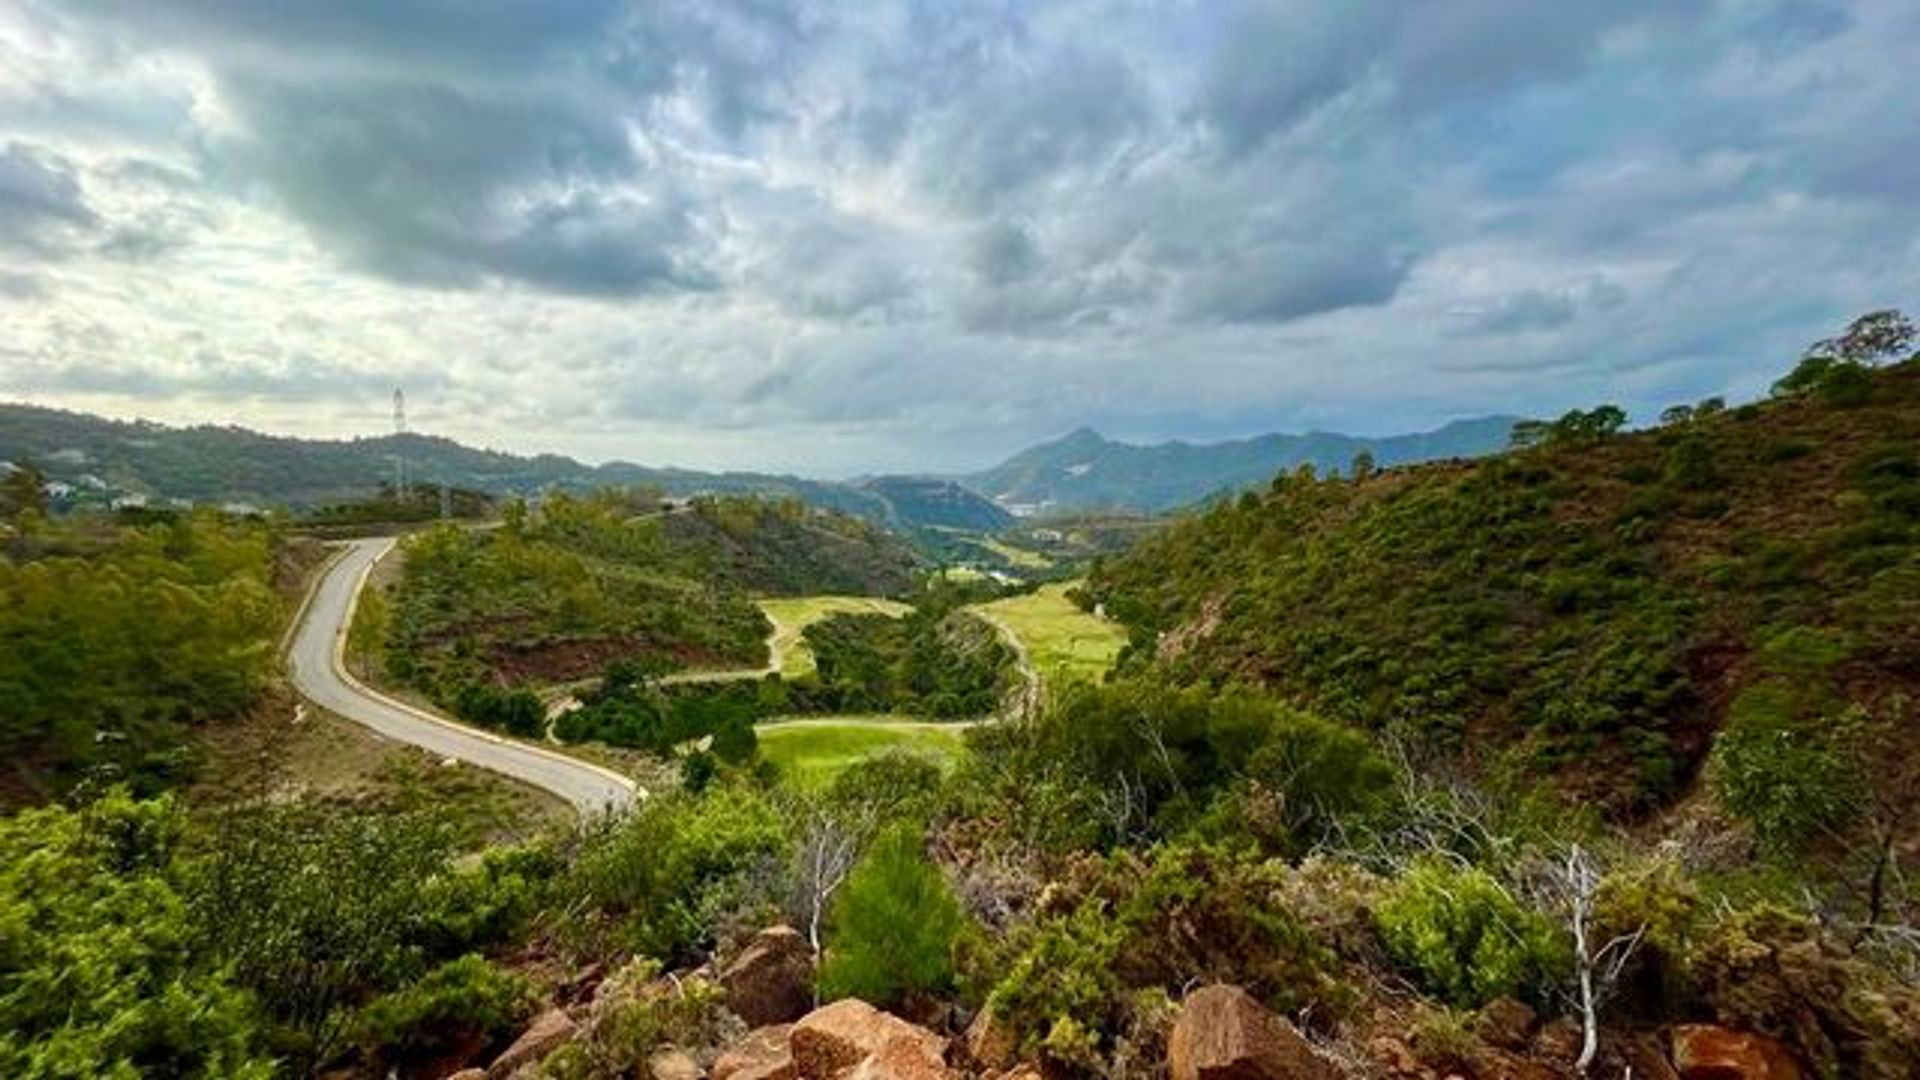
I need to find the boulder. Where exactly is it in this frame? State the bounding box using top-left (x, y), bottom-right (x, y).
top-left (1474, 997), bottom-right (1537, 1050)
top-left (486, 1008), bottom-right (577, 1079)
top-left (723, 926), bottom-right (817, 1027)
top-left (1671, 1025), bottom-right (1803, 1080)
top-left (1167, 984), bottom-right (1347, 1080)
top-left (715, 1025), bottom-right (796, 1080)
top-left (789, 999), bottom-right (948, 1080)
top-left (963, 1007), bottom-right (1018, 1071)
top-left (651, 1047), bottom-right (705, 1080)
top-left (840, 1030), bottom-right (956, 1080)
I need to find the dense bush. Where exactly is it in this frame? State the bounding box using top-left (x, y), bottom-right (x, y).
top-left (0, 791), bottom-right (271, 1079)
top-left (981, 843), bottom-right (1345, 1061)
top-left (1375, 857), bottom-right (1566, 1008)
top-left (563, 784), bottom-right (787, 962)
top-left (353, 954), bottom-right (535, 1070)
top-left (189, 801), bottom-right (463, 1070)
top-left (1709, 686), bottom-right (1859, 853)
top-left (819, 825), bottom-right (966, 1007)
top-left (964, 680), bottom-right (1390, 849)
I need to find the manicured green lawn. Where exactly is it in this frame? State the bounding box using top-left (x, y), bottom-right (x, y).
top-left (757, 596), bottom-right (914, 677)
top-left (974, 536), bottom-right (1053, 569)
top-left (972, 581), bottom-right (1127, 686)
top-left (756, 719), bottom-right (967, 786)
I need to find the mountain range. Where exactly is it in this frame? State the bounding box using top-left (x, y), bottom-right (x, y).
top-left (960, 416), bottom-right (1521, 514)
top-left (1, 401), bottom-right (1517, 525)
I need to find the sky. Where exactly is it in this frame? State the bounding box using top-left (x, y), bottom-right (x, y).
top-left (0, 1), bottom-right (1915, 476)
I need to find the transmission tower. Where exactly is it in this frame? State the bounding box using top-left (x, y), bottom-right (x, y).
top-left (390, 388), bottom-right (409, 499)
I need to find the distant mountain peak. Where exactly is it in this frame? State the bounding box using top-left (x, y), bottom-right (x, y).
top-left (965, 415), bottom-right (1520, 514)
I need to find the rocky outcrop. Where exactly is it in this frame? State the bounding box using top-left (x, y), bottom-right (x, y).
top-left (715, 1025), bottom-right (797, 1080)
top-left (788, 1000), bottom-right (950, 1080)
top-left (1671, 1025), bottom-right (1804, 1080)
top-left (487, 1008), bottom-right (578, 1078)
top-left (1167, 984), bottom-right (1347, 1080)
top-left (723, 926), bottom-right (817, 1027)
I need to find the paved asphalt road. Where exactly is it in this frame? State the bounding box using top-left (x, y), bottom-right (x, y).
top-left (286, 537), bottom-right (638, 817)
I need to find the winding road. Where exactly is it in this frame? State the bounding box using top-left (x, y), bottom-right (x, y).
top-left (286, 537), bottom-right (638, 817)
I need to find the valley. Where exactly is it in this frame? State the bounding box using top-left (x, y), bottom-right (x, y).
top-left (5, 319), bottom-right (1920, 1080)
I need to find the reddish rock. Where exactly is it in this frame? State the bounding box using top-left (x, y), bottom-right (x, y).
top-left (1672, 1025), bottom-right (1803, 1080)
top-left (1167, 984), bottom-right (1348, 1080)
top-left (1619, 1034), bottom-right (1682, 1080)
top-left (1474, 997), bottom-right (1538, 1050)
top-left (789, 1000), bottom-right (947, 1080)
top-left (486, 1008), bottom-right (577, 1078)
top-left (723, 926), bottom-right (817, 1027)
top-left (964, 1007), bottom-right (1018, 1071)
top-left (715, 1025), bottom-right (797, 1080)
top-left (841, 1030), bottom-right (955, 1080)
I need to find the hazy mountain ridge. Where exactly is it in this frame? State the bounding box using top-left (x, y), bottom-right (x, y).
top-left (963, 416), bottom-right (1522, 513)
top-left (0, 403), bottom-right (1005, 532)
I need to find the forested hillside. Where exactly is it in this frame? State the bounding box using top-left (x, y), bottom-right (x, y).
top-left (384, 492), bottom-right (922, 727)
top-left (1091, 325), bottom-right (1920, 818)
top-left (0, 513), bottom-right (289, 802)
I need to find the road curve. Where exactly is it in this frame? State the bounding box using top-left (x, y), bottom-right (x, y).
top-left (287, 537), bottom-right (638, 818)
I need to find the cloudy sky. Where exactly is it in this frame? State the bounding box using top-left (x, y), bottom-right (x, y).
top-left (1, 1), bottom-right (1914, 475)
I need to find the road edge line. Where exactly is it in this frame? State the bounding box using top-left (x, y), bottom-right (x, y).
top-left (314, 537), bottom-right (640, 803)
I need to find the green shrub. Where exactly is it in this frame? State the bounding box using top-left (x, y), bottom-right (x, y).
top-left (819, 825), bottom-right (964, 1007)
top-left (563, 784), bottom-right (786, 962)
top-left (0, 791), bottom-right (271, 1080)
top-left (354, 954), bottom-right (535, 1068)
top-left (1709, 686), bottom-right (1859, 853)
top-left (983, 844), bottom-right (1346, 1061)
top-left (1665, 437), bottom-right (1719, 491)
top-left (1376, 857), bottom-right (1566, 1008)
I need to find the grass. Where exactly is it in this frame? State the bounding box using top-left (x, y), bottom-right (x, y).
top-left (191, 690), bottom-right (572, 848)
top-left (974, 536), bottom-right (1054, 570)
top-left (757, 595), bottom-right (914, 678)
top-left (756, 718), bottom-right (968, 787)
top-left (972, 581), bottom-right (1127, 687)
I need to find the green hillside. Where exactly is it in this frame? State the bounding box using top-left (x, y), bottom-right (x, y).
top-left (384, 492), bottom-right (922, 723)
top-left (1090, 346), bottom-right (1920, 816)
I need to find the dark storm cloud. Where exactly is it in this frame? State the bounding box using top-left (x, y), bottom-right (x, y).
top-left (0, 142), bottom-right (97, 254)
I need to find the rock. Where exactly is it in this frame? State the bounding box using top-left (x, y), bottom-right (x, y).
top-left (1474, 997), bottom-right (1537, 1050)
top-left (840, 1030), bottom-right (955, 1080)
top-left (486, 1008), bottom-right (577, 1079)
top-left (651, 1047), bottom-right (705, 1080)
top-left (447, 1071), bottom-right (487, 1080)
top-left (1618, 1034), bottom-right (1682, 1080)
top-left (963, 1007), bottom-right (1018, 1071)
top-left (789, 999), bottom-right (947, 1080)
top-left (1672, 1025), bottom-right (1803, 1080)
top-left (1533, 1017), bottom-right (1583, 1064)
top-left (722, 926), bottom-right (817, 1027)
top-left (1367, 1036), bottom-right (1418, 1077)
top-left (715, 1025), bottom-right (796, 1080)
top-left (1167, 984), bottom-right (1348, 1080)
